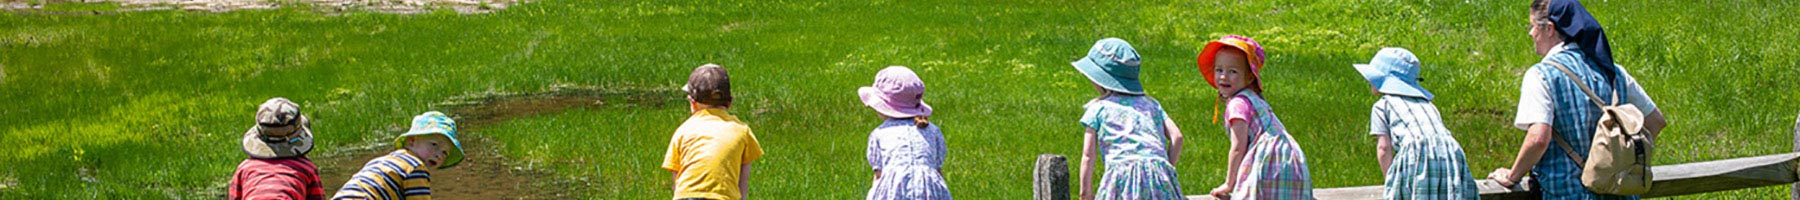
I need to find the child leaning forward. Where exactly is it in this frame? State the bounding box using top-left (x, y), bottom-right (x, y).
top-left (1199, 35), bottom-right (1313, 200)
top-left (331, 111), bottom-right (466, 200)
top-left (1353, 47), bottom-right (1480, 199)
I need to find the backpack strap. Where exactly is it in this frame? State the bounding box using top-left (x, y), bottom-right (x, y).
top-left (1541, 61), bottom-right (1619, 169)
top-left (1543, 61), bottom-right (1620, 108)
top-left (1551, 130), bottom-right (1587, 168)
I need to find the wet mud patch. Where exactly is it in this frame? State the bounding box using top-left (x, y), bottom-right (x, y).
top-left (432, 84), bottom-right (681, 127)
top-left (316, 134), bottom-right (550, 199)
top-left (316, 84), bottom-right (679, 199)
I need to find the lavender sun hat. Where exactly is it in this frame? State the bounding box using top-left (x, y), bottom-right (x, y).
top-left (858, 66), bottom-right (933, 118)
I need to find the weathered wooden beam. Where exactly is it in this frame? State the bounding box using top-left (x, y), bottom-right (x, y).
top-left (1647, 152), bottom-right (1800, 197)
top-left (1477, 178), bottom-right (1540, 199)
top-left (1181, 152), bottom-right (1800, 200)
top-left (1035, 154), bottom-right (1070, 200)
top-left (1183, 179), bottom-right (1536, 200)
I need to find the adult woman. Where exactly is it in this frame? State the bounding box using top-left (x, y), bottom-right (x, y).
top-left (1485, 0), bottom-right (1667, 199)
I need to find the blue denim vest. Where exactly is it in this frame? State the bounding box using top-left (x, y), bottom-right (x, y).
top-left (1531, 44), bottom-right (1638, 200)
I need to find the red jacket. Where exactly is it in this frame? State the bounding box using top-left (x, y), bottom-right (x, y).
top-left (229, 157), bottom-right (325, 200)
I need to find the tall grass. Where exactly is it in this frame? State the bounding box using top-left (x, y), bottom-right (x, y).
top-left (2, 0), bottom-right (1796, 199)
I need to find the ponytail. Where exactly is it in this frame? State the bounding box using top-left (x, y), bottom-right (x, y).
top-left (913, 116), bottom-right (931, 128)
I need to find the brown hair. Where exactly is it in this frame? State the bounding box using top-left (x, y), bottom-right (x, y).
top-left (686, 64), bottom-right (732, 106)
top-left (1531, 0), bottom-right (1553, 26)
top-left (1246, 74), bottom-right (1265, 98)
top-left (913, 116), bottom-right (931, 128)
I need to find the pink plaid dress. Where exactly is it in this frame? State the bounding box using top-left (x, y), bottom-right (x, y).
top-left (1225, 91), bottom-right (1313, 200)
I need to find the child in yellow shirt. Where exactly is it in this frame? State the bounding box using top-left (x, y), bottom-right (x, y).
top-left (663, 64), bottom-right (764, 200)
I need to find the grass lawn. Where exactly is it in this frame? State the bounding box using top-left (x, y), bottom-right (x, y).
top-left (3, 0), bottom-right (1798, 199)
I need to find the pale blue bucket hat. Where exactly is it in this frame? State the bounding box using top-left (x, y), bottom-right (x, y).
top-left (1353, 47), bottom-right (1434, 100)
top-left (1071, 38), bottom-right (1145, 95)
top-left (395, 111), bottom-right (465, 169)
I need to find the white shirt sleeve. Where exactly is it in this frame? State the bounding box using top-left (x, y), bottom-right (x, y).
top-left (1514, 67), bottom-right (1554, 130)
top-left (1616, 66), bottom-right (1658, 113)
top-left (1369, 98), bottom-right (1390, 136)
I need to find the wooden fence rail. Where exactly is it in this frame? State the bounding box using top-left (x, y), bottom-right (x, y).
top-left (1032, 115), bottom-right (1800, 200)
top-left (1178, 152), bottom-right (1800, 200)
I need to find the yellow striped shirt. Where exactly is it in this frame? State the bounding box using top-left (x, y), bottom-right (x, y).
top-left (331, 150), bottom-right (432, 200)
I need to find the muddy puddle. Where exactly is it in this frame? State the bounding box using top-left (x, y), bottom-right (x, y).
top-left (316, 134), bottom-right (546, 199)
top-left (314, 84), bottom-right (678, 199)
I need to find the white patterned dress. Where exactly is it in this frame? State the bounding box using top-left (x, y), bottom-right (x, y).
top-left (866, 119), bottom-right (951, 200)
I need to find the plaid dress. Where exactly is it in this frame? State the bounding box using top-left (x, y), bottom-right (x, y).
top-left (1370, 95), bottom-right (1480, 199)
top-left (1530, 46), bottom-right (1638, 200)
top-left (1080, 95), bottom-right (1184, 200)
top-left (1227, 91), bottom-right (1313, 200)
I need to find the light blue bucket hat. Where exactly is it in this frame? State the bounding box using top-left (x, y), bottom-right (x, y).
top-left (1353, 47), bottom-right (1434, 100)
top-left (395, 111), bottom-right (465, 169)
top-left (1072, 38), bottom-right (1145, 95)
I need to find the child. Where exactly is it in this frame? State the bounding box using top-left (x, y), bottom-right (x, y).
top-left (663, 64), bottom-right (764, 200)
top-left (859, 66), bottom-right (951, 200)
top-left (1198, 35), bottom-right (1313, 199)
top-left (1353, 48), bottom-right (1479, 199)
top-left (230, 98), bottom-right (326, 200)
top-left (1071, 38), bottom-right (1186, 200)
top-left (331, 111), bottom-right (465, 200)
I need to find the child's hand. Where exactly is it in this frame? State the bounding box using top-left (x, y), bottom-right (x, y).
top-left (1486, 168), bottom-right (1516, 187)
top-left (1209, 184), bottom-right (1232, 199)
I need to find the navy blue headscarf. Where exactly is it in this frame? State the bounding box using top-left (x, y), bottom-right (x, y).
top-left (1547, 0), bottom-right (1618, 81)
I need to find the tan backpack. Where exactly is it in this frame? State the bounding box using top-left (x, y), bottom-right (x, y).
top-left (1545, 62), bottom-right (1655, 195)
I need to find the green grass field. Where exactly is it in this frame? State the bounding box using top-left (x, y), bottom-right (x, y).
top-left (4, 0), bottom-right (1798, 199)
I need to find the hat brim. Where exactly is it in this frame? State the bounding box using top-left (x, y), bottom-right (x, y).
top-left (395, 129), bottom-right (465, 169)
top-left (1071, 58), bottom-right (1145, 95)
top-left (242, 125), bottom-right (314, 159)
top-left (1355, 64), bottom-right (1433, 99)
top-left (1198, 41), bottom-right (1265, 89)
top-left (1353, 64), bottom-right (1386, 87)
top-left (859, 87), bottom-right (932, 118)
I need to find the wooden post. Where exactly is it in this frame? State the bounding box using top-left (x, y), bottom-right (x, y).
top-left (1791, 112), bottom-right (1798, 200)
top-left (1035, 154), bottom-right (1070, 200)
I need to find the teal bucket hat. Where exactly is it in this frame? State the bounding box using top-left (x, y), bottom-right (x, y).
top-left (1072, 38), bottom-right (1145, 95)
top-left (1353, 47), bottom-right (1434, 100)
top-left (395, 111), bottom-right (465, 169)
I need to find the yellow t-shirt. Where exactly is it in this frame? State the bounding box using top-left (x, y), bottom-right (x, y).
top-left (662, 108), bottom-right (763, 200)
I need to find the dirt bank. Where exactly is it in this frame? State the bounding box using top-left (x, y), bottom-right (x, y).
top-left (5, 0), bottom-right (528, 14)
